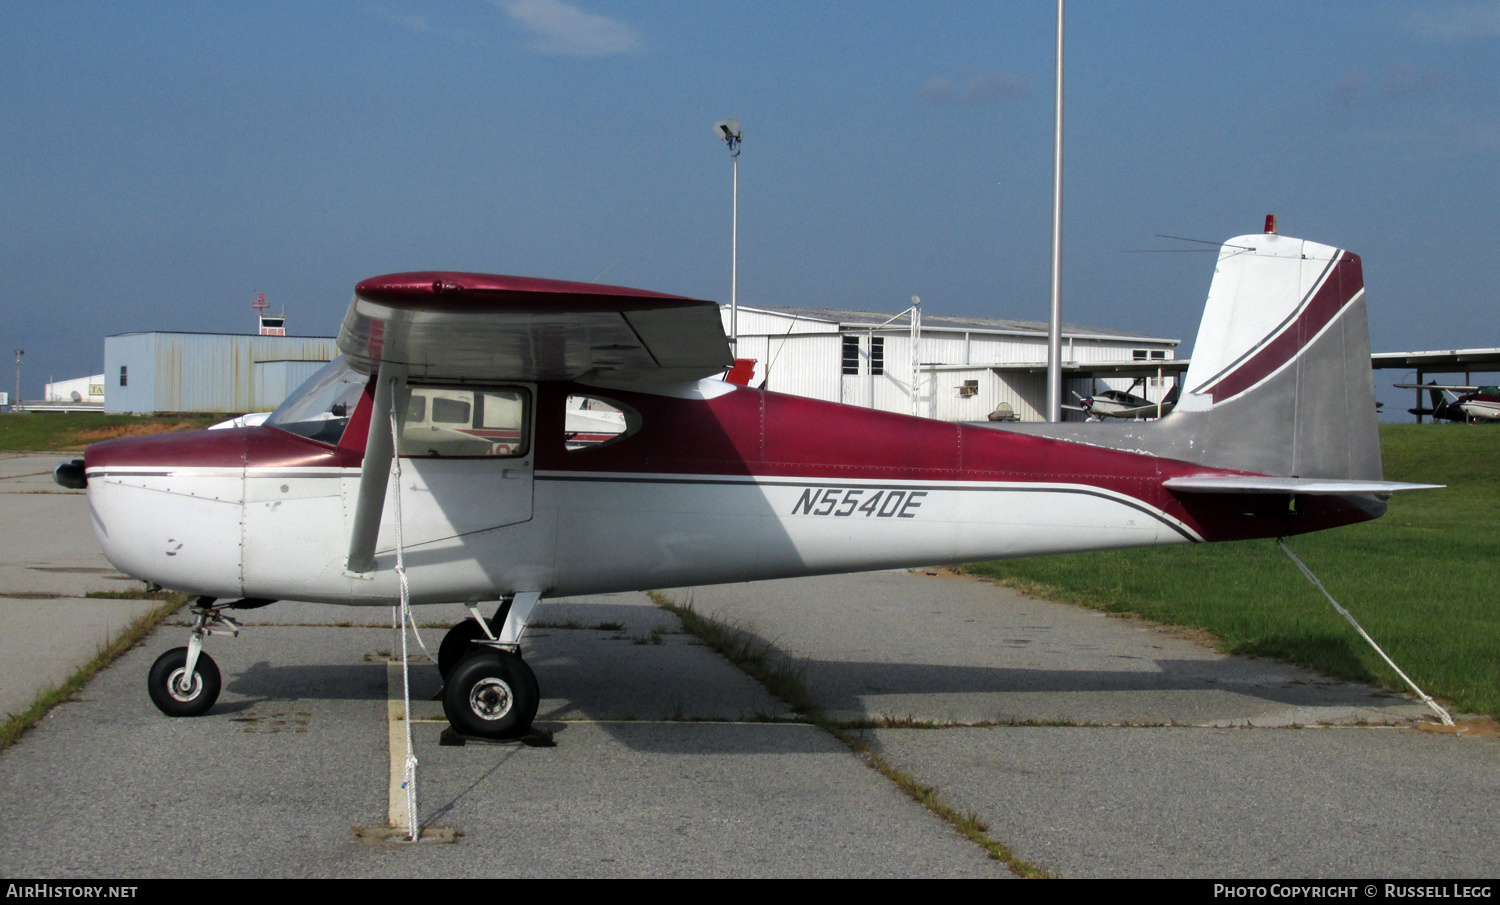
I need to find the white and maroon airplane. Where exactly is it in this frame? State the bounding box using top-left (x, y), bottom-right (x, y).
top-left (55, 228), bottom-right (1436, 739)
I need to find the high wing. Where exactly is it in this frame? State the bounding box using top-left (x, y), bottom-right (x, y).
top-left (339, 272), bottom-right (732, 383)
top-left (1393, 383), bottom-right (1480, 392)
top-left (341, 272), bottom-right (733, 572)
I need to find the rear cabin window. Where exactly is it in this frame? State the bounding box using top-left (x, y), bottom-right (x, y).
top-left (563, 395), bottom-right (638, 451)
top-left (399, 386), bottom-right (529, 458)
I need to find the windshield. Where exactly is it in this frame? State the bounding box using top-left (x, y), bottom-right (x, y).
top-left (264, 358), bottom-right (369, 445)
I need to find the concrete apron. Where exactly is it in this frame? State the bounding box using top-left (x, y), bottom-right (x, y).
top-left (659, 571), bottom-right (1433, 728)
top-left (660, 572), bottom-right (1499, 878)
top-left (3, 451), bottom-right (1494, 877)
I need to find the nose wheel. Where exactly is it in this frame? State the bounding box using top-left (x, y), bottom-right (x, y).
top-left (146, 597), bottom-right (240, 718)
top-left (147, 647), bottom-right (221, 716)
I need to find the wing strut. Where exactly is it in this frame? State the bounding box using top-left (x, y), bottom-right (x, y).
top-left (347, 361), bottom-right (407, 574)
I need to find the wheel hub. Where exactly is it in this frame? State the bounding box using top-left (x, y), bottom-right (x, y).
top-left (468, 677), bottom-right (514, 721)
top-left (168, 668), bottom-right (203, 702)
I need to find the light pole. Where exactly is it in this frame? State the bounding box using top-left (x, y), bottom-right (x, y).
top-left (13, 350), bottom-right (21, 411)
top-left (714, 118), bottom-right (742, 352)
top-left (1047, 0), bottom-right (1065, 422)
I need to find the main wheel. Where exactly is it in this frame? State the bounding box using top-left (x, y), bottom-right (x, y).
top-left (438, 620), bottom-right (488, 679)
top-left (442, 650), bottom-right (539, 740)
top-left (147, 647), bottom-right (221, 717)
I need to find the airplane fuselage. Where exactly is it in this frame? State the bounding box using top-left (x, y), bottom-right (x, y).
top-left (83, 377), bottom-right (1378, 607)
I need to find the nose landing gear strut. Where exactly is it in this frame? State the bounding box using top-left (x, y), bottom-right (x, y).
top-left (146, 596), bottom-right (255, 717)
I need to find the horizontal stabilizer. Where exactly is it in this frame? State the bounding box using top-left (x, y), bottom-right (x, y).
top-left (1164, 476), bottom-right (1442, 496)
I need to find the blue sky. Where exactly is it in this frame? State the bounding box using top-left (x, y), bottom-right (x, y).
top-left (3, 1), bottom-right (1497, 415)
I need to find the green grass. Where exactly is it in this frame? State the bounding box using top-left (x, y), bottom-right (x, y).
top-left (0, 412), bottom-right (221, 451)
top-left (962, 423), bottom-right (1500, 717)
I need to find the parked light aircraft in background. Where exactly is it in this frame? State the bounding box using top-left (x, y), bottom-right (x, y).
top-left (1064, 380), bottom-right (1180, 421)
top-left (1394, 383), bottom-right (1500, 423)
top-left (54, 228), bottom-right (1436, 740)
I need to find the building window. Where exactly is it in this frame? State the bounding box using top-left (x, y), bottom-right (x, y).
top-left (119, 366), bottom-right (127, 387)
top-left (871, 337), bottom-right (884, 376)
top-left (1132, 349), bottom-right (1148, 361)
top-left (1150, 350), bottom-right (1166, 360)
top-left (842, 336), bottom-right (859, 375)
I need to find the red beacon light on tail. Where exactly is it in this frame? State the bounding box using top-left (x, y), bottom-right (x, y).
top-left (1264, 214), bottom-right (1277, 235)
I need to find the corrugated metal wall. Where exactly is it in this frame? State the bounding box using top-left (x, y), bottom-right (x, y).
top-left (103, 334), bottom-right (158, 414)
top-left (104, 333), bottom-right (338, 413)
top-left (253, 360), bottom-right (331, 411)
top-left (762, 334), bottom-right (841, 400)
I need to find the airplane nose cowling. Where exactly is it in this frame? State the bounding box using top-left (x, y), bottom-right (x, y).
top-left (83, 429), bottom-right (251, 599)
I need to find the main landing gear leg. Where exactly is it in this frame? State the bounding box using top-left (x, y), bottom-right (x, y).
top-left (441, 592), bottom-right (543, 740)
top-left (147, 597), bottom-right (241, 717)
top-left (437, 597), bottom-right (510, 680)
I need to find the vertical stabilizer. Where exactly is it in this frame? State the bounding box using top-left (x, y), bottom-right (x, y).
top-left (987, 232), bottom-right (1382, 481)
top-left (1166, 233), bottom-right (1380, 479)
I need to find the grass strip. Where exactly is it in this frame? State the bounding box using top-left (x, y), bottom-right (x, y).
top-left (649, 591), bottom-right (1051, 878)
top-left (0, 412), bottom-right (221, 452)
top-left (0, 593), bottom-right (187, 752)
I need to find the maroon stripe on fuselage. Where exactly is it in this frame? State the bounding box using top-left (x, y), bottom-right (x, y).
top-left (542, 384), bottom-right (1174, 515)
top-left (1201, 252), bottom-right (1362, 402)
top-left (536, 383), bottom-right (1379, 540)
top-left (85, 426), bottom-right (366, 470)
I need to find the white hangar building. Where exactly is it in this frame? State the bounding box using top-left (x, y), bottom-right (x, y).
top-left (723, 305), bottom-right (1182, 423)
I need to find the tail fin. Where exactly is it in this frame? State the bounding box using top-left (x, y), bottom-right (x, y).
top-left (991, 232), bottom-right (1382, 481)
top-left (1161, 232), bottom-right (1380, 479)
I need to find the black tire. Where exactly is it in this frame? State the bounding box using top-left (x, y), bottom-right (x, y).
top-left (438, 620), bottom-right (488, 679)
top-left (147, 647), bottom-right (221, 717)
top-left (442, 650), bottom-right (539, 740)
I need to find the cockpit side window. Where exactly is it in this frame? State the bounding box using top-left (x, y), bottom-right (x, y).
top-left (264, 358), bottom-right (368, 446)
top-left (399, 386), bottom-right (530, 458)
top-left (563, 395), bottom-right (639, 451)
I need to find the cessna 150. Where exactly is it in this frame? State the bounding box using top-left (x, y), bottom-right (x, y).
top-left (55, 229), bottom-right (1435, 740)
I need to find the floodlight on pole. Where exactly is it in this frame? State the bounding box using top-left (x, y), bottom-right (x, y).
top-left (714, 118), bottom-right (742, 351)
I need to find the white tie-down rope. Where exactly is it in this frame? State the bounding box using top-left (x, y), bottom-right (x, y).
top-left (388, 395), bottom-right (424, 841)
top-left (1277, 538), bottom-right (1454, 726)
